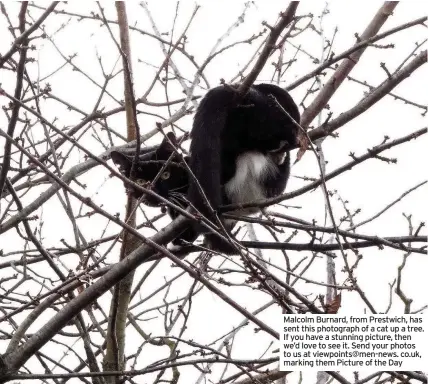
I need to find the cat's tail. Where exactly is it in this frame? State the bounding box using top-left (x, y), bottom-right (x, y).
top-left (188, 85), bottom-right (238, 223)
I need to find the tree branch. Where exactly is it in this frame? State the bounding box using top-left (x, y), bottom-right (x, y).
top-left (237, 2), bottom-right (299, 94)
top-left (300, 1), bottom-right (399, 128)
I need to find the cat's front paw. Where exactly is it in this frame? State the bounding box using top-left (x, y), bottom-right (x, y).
top-left (167, 243), bottom-right (184, 253)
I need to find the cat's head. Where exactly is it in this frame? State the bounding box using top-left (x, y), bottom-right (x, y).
top-left (111, 132), bottom-right (189, 207)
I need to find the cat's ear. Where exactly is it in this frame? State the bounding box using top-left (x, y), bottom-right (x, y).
top-left (111, 151), bottom-right (132, 177)
top-left (156, 132), bottom-right (178, 157)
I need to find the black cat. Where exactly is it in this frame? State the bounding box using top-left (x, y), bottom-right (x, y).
top-left (112, 83), bottom-right (300, 253)
top-left (110, 133), bottom-right (198, 250)
top-left (188, 83), bottom-right (300, 252)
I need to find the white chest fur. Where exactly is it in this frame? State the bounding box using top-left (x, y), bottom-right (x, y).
top-left (225, 152), bottom-right (277, 210)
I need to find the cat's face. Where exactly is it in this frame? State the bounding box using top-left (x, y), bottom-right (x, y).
top-left (111, 133), bottom-right (189, 207)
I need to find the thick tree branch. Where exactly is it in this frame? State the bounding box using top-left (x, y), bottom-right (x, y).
top-left (103, 3), bottom-right (139, 378)
top-left (300, 1), bottom-right (399, 128)
top-left (287, 15), bottom-right (427, 91)
top-left (310, 50), bottom-right (427, 141)
top-left (0, 3), bottom-right (28, 196)
top-left (237, 2), bottom-right (299, 94)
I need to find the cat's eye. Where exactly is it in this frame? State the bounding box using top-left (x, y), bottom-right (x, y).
top-left (161, 171), bottom-right (170, 180)
top-left (136, 178), bottom-right (147, 185)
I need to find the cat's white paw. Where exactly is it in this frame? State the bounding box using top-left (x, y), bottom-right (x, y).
top-left (167, 243), bottom-right (183, 252)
